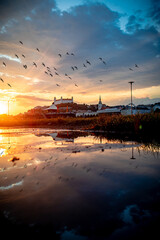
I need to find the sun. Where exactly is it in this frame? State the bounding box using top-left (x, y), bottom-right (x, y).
top-left (0, 102), bottom-right (8, 114)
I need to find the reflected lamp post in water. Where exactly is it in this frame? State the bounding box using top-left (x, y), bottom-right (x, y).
top-left (128, 81), bottom-right (134, 115)
top-left (130, 142), bottom-right (136, 160)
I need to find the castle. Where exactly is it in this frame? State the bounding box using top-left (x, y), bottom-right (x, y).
top-left (53, 97), bottom-right (73, 105)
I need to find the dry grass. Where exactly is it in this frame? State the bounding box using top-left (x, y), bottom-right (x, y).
top-left (0, 113), bottom-right (160, 138)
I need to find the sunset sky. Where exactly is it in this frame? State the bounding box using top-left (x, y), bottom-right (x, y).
top-left (0, 0), bottom-right (160, 115)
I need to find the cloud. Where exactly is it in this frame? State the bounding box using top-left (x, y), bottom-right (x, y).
top-left (0, 54), bottom-right (21, 63)
top-left (147, 0), bottom-right (160, 26)
top-left (15, 94), bottom-right (51, 102)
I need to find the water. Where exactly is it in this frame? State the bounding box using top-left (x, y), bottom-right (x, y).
top-left (0, 128), bottom-right (160, 239)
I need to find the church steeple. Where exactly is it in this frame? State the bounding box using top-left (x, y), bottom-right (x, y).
top-left (99, 95), bottom-right (102, 104)
top-left (98, 95), bottom-right (102, 110)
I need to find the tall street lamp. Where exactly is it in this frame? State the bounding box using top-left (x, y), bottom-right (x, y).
top-left (128, 81), bottom-right (134, 115)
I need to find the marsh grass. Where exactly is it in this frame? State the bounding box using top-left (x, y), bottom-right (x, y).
top-left (0, 113), bottom-right (159, 139)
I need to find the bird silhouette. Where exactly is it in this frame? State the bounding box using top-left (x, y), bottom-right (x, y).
top-left (45, 71), bottom-right (48, 75)
top-left (42, 62), bottom-right (45, 67)
top-left (58, 54), bottom-right (62, 57)
top-left (65, 73), bottom-right (68, 77)
top-left (75, 84), bottom-right (78, 87)
top-left (0, 78), bottom-right (4, 82)
top-left (66, 52), bottom-right (69, 55)
top-left (53, 67), bottom-right (57, 71)
top-left (33, 62), bottom-right (37, 67)
top-left (19, 41), bottom-right (23, 45)
top-left (15, 54), bottom-right (19, 58)
top-left (7, 83), bottom-right (11, 87)
top-left (71, 66), bottom-right (75, 71)
top-left (74, 66), bottom-right (78, 70)
top-left (50, 73), bottom-right (53, 77)
top-left (135, 64), bottom-right (139, 68)
top-left (83, 64), bottom-right (87, 67)
top-left (23, 64), bottom-right (27, 69)
top-left (68, 76), bottom-right (72, 79)
top-left (99, 57), bottom-right (103, 61)
top-left (99, 80), bottom-right (103, 82)
top-left (55, 72), bottom-right (59, 76)
top-left (3, 62), bottom-right (6, 67)
top-left (71, 53), bottom-right (75, 56)
top-left (129, 68), bottom-right (133, 71)
top-left (102, 61), bottom-right (106, 65)
top-left (86, 60), bottom-right (91, 65)
top-left (36, 48), bottom-right (40, 52)
top-left (22, 54), bottom-right (25, 58)
top-left (56, 84), bottom-right (60, 87)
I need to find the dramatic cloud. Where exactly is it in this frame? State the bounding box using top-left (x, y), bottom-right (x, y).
top-left (0, 0), bottom-right (160, 114)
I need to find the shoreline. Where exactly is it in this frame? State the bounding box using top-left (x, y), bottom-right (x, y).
top-left (0, 113), bottom-right (160, 142)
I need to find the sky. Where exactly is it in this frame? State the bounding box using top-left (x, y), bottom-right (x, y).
top-left (0, 0), bottom-right (160, 115)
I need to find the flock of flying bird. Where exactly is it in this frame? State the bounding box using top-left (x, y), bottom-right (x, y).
top-left (0, 40), bottom-right (139, 89)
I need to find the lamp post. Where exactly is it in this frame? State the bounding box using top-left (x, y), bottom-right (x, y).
top-left (128, 81), bottom-right (134, 115)
top-left (8, 100), bottom-right (9, 115)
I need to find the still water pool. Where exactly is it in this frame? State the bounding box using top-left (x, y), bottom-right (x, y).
top-left (0, 128), bottom-right (160, 239)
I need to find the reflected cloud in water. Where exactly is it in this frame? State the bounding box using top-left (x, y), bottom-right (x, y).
top-left (0, 128), bottom-right (160, 239)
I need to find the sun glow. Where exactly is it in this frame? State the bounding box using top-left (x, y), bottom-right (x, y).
top-left (0, 102), bottom-right (8, 114)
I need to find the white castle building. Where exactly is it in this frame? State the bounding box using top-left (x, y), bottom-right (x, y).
top-left (53, 96), bottom-right (73, 105)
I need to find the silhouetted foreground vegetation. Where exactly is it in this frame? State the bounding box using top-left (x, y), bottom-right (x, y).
top-left (0, 113), bottom-right (160, 139)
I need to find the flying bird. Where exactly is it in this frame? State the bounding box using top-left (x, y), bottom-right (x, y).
top-left (86, 60), bottom-right (91, 65)
top-left (42, 63), bottom-right (45, 67)
top-left (33, 62), bottom-right (37, 67)
top-left (50, 73), bottom-right (53, 77)
top-left (58, 54), bottom-right (62, 57)
top-left (15, 54), bottom-right (19, 58)
top-left (53, 67), bottom-right (57, 71)
top-left (71, 66), bottom-right (75, 71)
top-left (102, 61), bottom-right (106, 65)
top-left (23, 64), bottom-right (27, 69)
top-left (36, 48), bottom-right (40, 52)
top-left (75, 84), bottom-right (78, 87)
top-left (129, 68), bottom-right (133, 71)
top-left (74, 66), bottom-right (78, 70)
top-left (3, 62), bottom-right (6, 66)
top-left (66, 52), bottom-right (69, 55)
top-left (83, 64), bottom-right (87, 67)
top-left (65, 73), bottom-right (68, 77)
top-left (19, 41), bottom-right (23, 45)
top-left (99, 57), bottom-right (103, 61)
top-left (99, 80), bottom-right (103, 82)
top-left (135, 64), bottom-right (139, 68)
top-left (56, 84), bottom-right (60, 87)
top-left (68, 76), bottom-right (72, 79)
top-left (22, 54), bottom-right (25, 58)
top-left (0, 77), bottom-right (4, 82)
top-left (7, 83), bottom-right (11, 87)
top-left (71, 53), bottom-right (75, 56)
top-left (45, 71), bottom-right (48, 75)
top-left (55, 72), bottom-right (59, 76)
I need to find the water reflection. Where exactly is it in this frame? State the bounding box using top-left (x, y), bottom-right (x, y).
top-left (0, 128), bottom-right (160, 239)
